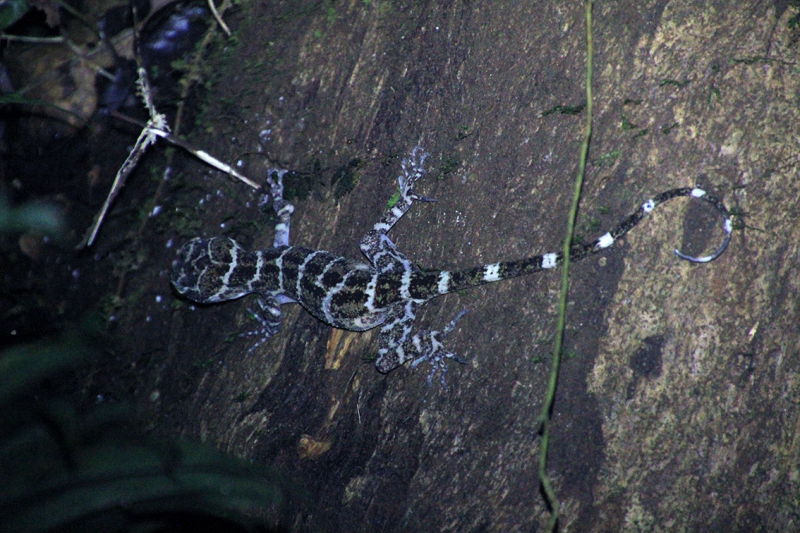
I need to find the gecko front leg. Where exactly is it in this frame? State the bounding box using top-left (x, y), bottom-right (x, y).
top-left (243, 167), bottom-right (298, 350)
top-left (259, 167), bottom-right (294, 247)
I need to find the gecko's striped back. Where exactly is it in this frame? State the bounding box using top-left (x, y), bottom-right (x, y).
top-left (172, 146), bottom-right (731, 381)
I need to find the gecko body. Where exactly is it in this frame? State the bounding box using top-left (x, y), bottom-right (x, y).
top-left (172, 147), bottom-right (731, 382)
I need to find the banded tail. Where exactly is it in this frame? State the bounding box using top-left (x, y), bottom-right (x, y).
top-left (409, 187), bottom-right (731, 299)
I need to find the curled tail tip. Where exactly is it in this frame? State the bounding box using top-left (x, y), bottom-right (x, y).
top-left (674, 227), bottom-right (731, 263)
top-left (674, 194), bottom-right (733, 263)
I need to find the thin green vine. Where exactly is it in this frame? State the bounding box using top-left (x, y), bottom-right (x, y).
top-left (537, 1), bottom-right (593, 531)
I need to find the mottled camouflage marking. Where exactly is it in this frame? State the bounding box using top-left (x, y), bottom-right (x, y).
top-left (172, 147), bottom-right (731, 383)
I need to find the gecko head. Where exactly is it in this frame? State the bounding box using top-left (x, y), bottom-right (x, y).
top-left (171, 236), bottom-right (253, 303)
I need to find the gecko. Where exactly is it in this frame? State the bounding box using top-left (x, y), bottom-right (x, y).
top-left (171, 146), bottom-right (732, 384)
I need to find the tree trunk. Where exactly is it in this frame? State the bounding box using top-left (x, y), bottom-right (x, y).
top-left (136, 1), bottom-right (800, 530)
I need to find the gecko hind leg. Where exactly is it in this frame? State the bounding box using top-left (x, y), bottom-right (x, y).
top-left (360, 146), bottom-right (435, 272)
top-left (409, 309), bottom-right (470, 388)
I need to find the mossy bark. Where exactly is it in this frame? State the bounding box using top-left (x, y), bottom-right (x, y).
top-left (127, 1), bottom-right (800, 530)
